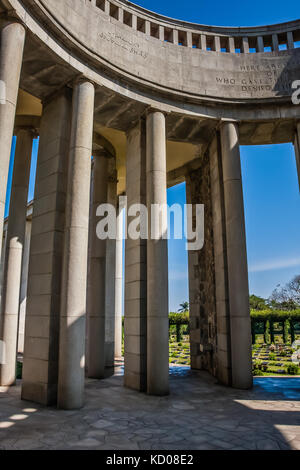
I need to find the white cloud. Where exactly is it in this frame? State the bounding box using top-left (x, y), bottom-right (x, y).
top-left (249, 256), bottom-right (300, 273)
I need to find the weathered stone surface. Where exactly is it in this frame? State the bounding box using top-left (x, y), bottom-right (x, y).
top-left (0, 369), bottom-right (300, 450)
top-left (124, 120), bottom-right (147, 392)
top-left (22, 89), bottom-right (72, 406)
top-left (186, 151), bottom-right (217, 377)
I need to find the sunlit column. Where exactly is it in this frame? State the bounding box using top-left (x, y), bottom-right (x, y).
top-left (146, 110), bottom-right (169, 396)
top-left (220, 121), bottom-right (252, 390)
top-left (0, 128), bottom-right (33, 386)
top-left (58, 80), bottom-right (95, 409)
top-left (0, 21), bottom-right (25, 262)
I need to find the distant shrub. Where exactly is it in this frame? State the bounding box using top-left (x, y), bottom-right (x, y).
top-left (252, 360), bottom-right (262, 370)
top-left (253, 369), bottom-right (264, 376)
top-left (286, 363), bottom-right (299, 375)
top-left (16, 361), bottom-right (22, 380)
top-left (169, 312), bottom-right (189, 325)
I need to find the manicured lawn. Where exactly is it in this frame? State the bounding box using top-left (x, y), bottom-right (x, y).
top-left (122, 331), bottom-right (300, 375)
top-left (169, 333), bottom-right (190, 366)
top-left (252, 341), bottom-right (300, 376)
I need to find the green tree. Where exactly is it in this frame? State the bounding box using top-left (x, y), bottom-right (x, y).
top-left (249, 294), bottom-right (268, 310)
top-left (178, 301), bottom-right (189, 313)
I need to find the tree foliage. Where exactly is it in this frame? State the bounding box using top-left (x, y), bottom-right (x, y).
top-left (169, 311), bottom-right (189, 325)
top-left (249, 294), bottom-right (268, 310)
top-left (269, 275), bottom-right (300, 310)
top-left (178, 301), bottom-right (189, 313)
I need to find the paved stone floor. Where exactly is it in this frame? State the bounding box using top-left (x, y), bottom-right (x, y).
top-left (0, 366), bottom-right (299, 450)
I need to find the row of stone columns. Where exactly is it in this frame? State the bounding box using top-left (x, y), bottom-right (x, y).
top-left (0, 20), bottom-right (27, 386)
top-left (0, 128), bottom-right (34, 386)
top-left (0, 19), bottom-right (171, 405)
top-left (0, 19), bottom-right (126, 407)
top-left (2, 18), bottom-right (298, 409)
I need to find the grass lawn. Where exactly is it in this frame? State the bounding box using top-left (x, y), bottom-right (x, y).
top-left (112, 331), bottom-right (300, 376)
top-left (169, 333), bottom-right (190, 366)
top-left (252, 338), bottom-right (300, 376)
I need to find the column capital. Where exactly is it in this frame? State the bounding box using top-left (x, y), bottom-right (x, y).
top-left (0, 13), bottom-right (26, 31)
top-left (15, 126), bottom-right (38, 139)
top-left (71, 75), bottom-right (96, 89)
top-left (219, 119), bottom-right (239, 127)
top-left (14, 118), bottom-right (40, 139)
top-left (145, 107), bottom-right (168, 118)
top-left (42, 86), bottom-right (72, 108)
top-left (125, 116), bottom-right (146, 137)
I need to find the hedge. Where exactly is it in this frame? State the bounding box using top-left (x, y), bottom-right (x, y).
top-left (123, 310), bottom-right (300, 324)
top-left (250, 310), bottom-right (300, 344)
top-left (169, 312), bottom-right (189, 325)
top-left (250, 309), bottom-right (300, 322)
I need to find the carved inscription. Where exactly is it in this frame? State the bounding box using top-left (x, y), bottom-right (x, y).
top-left (99, 31), bottom-right (148, 59)
top-left (215, 61), bottom-right (298, 94)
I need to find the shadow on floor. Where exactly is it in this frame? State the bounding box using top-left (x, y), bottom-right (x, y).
top-left (0, 366), bottom-right (299, 450)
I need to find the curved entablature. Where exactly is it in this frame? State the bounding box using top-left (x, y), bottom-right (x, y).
top-left (94, 0), bottom-right (300, 54)
top-left (1, 0), bottom-right (300, 124)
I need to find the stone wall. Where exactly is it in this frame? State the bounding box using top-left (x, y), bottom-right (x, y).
top-left (186, 151), bottom-right (217, 376)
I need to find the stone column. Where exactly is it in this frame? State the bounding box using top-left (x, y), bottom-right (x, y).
top-left (0, 21), bottom-right (25, 262)
top-left (115, 197), bottom-right (124, 358)
top-left (124, 121), bottom-right (147, 392)
top-left (18, 216), bottom-right (32, 354)
top-left (146, 111), bottom-right (169, 396)
top-left (105, 164), bottom-right (117, 374)
top-left (87, 152), bottom-right (108, 379)
top-left (0, 228), bottom-right (7, 306)
top-left (220, 121), bottom-right (252, 390)
top-left (294, 123), bottom-right (300, 191)
top-left (58, 80), bottom-right (95, 410)
top-left (209, 134), bottom-right (232, 386)
top-left (22, 89), bottom-right (72, 406)
top-left (0, 128), bottom-right (33, 386)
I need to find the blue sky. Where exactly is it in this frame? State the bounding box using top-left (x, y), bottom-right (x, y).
top-left (132, 0), bottom-right (299, 27)
top-left (143, 0), bottom-right (300, 310)
top-left (5, 1), bottom-right (300, 312)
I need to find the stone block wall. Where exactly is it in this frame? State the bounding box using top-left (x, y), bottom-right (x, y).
top-left (186, 151), bottom-right (217, 377)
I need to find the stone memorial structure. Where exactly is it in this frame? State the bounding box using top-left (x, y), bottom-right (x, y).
top-left (0, 0), bottom-right (299, 409)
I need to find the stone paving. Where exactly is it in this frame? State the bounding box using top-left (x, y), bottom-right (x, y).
top-left (0, 366), bottom-right (299, 450)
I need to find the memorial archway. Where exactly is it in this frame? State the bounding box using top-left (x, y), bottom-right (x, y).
top-left (0, 0), bottom-right (299, 408)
